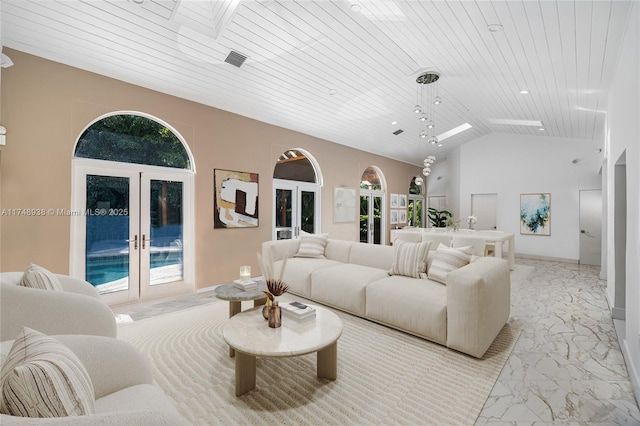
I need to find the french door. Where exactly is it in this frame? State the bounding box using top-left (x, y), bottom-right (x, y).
top-left (71, 160), bottom-right (194, 305)
top-left (360, 190), bottom-right (385, 244)
top-left (273, 179), bottom-right (320, 240)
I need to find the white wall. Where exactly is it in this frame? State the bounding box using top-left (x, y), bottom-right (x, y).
top-left (605, 1), bottom-right (640, 403)
top-left (429, 132), bottom-right (601, 261)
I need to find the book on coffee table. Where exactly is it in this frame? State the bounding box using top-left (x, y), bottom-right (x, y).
top-left (281, 301), bottom-right (316, 320)
top-left (233, 279), bottom-right (258, 291)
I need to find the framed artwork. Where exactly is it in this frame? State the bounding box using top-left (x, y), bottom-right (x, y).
top-left (213, 169), bottom-right (259, 228)
top-left (390, 210), bottom-right (399, 224)
top-left (334, 187), bottom-right (356, 223)
top-left (520, 193), bottom-right (550, 235)
top-left (398, 209), bottom-right (407, 223)
top-left (399, 194), bottom-right (407, 208)
top-left (390, 193), bottom-right (399, 208)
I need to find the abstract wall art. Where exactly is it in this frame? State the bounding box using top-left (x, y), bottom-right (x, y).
top-left (214, 169), bottom-right (259, 228)
top-left (520, 193), bottom-right (551, 235)
top-left (334, 187), bottom-right (356, 223)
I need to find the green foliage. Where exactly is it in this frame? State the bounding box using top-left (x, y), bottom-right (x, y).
top-left (428, 207), bottom-right (453, 228)
top-left (76, 114), bottom-right (190, 169)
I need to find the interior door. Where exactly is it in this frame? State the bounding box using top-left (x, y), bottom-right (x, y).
top-left (72, 163), bottom-right (193, 305)
top-left (471, 193), bottom-right (497, 230)
top-left (273, 179), bottom-right (320, 240)
top-left (579, 189), bottom-right (602, 266)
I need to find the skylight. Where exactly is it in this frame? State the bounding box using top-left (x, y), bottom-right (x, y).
top-left (437, 123), bottom-right (472, 141)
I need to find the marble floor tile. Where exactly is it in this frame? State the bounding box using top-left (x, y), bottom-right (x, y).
top-left (115, 258), bottom-right (640, 425)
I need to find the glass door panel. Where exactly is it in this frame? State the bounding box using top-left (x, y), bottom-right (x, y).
top-left (275, 188), bottom-right (293, 240)
top-left (373, 195), bottom-right (382, 244)
top-left (148, 180), bottom-right (183, 286)
top-left (300, 190), bottom-right (316, 234)
top-left (360, 195), bottom-right (369, 243)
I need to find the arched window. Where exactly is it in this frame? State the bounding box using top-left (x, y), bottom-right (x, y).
top-left (71, 112), bottom-right (195, 306)
top-left (75, 114), bottom-right (192, 169)
top-left (272, 149), bottom-right (322, 240)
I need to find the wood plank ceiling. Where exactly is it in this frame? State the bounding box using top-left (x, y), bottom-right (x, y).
top-left (1, 0), bottom-right (634, 167)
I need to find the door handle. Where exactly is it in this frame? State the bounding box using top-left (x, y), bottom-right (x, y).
top-left (127, 235), bottom-right (138, 250)
top-left (142, 234), bottom-right (152, 249)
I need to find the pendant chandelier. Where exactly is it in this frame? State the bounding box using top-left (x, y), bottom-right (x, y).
top-left (413, 71), bottom-right (441, 177)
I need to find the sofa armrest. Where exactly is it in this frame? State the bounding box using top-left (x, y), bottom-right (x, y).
top-left (262, 238), bottom-right (300, 263)
top-left (445, 257), bottom-right (510, 358)
top-left (0, 283), bottom-right (117, 341)
top-left (53, 335), bottom-right (153, 399)
top-left (56, 274), bottom-right (101, 299)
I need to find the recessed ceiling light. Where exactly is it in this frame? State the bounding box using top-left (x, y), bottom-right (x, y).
top-left (351, 3), bottom-right (361, 13)
top-left (487, 24), bottom-right (503, 33)
top-left (391, 120), bottom-right (397, 125)
top-left (328, 89), bottom-right (336, 95)
top-left (488, 118), bottom-right (543, 127)
top-left (538, 127), bottom-right (545, 131)
top-left (519, 90), bottom-right (529, 94)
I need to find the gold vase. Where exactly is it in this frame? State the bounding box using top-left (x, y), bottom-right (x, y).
top-left (268, 301), bottom-right (281, 328)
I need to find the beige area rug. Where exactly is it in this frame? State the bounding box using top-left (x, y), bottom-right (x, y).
top-left (118, 290), bottom-right (522, 426)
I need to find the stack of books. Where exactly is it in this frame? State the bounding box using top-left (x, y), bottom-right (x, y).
top-left (233, 279), bottom-right (258, 291)
top-left (281, 301), bottom-right (316, 322)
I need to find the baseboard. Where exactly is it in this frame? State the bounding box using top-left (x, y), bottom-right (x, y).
top-left (196, 285), bottom-right (217, 294)
top-left (622, 338), bottom-right (640, 410)
top-left (612, 307), bottom-right (626, 320)
top-left (514, 253), bottom-right (579, 264)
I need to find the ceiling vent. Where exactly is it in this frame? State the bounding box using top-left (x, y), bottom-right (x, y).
top-left (225, 51), bottom-right (247, 68)
top-left (392, 129), bottom-right (404, 135)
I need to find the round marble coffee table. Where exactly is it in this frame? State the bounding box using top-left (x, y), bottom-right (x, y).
top-left (214, 281), bottom-right (268, 356)
top-left (222, 305), bottom-right (343, 396)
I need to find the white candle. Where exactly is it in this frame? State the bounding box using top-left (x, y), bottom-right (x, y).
top-left (240, 265), bottom-right (251, 282)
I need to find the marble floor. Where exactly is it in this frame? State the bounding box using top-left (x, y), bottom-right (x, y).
top-left (112, 258), bottom-right (640, 425)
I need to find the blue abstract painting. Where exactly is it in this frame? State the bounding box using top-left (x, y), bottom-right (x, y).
top-left (520, 193), bottom-right (551, 235)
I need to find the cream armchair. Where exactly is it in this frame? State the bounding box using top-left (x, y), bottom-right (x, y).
top-left (0, 272), bottom-right (117, 341)
top-left (0, 334), bottom-right (187, 425)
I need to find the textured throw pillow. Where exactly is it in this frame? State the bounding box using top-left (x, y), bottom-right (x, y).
top-left (427, 245), bottom-right (473, 285)
top-left (388, 240), bottom-right (430, 279)
top-left (295, 233), bottom-right (329, 258)
top-left (0, 327), bottom-right (95, 418)
top-left (19, 263), bottom-right (63, 291)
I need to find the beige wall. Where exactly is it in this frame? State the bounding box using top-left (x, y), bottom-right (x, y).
top-left (0, 49), bottom-right (420, 290)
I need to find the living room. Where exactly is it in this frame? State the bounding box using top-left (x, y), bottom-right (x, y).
top-left (1, 0), bottom-right (639, 424)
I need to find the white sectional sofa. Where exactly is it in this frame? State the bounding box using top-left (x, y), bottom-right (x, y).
top-left (262, 237), bottom-right (511, 358)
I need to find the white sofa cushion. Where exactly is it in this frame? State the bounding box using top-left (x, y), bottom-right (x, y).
top-left (0, 327), bottom-right (95, 418)
top-left (348, 243), bottom-right (394, 270)
top-left (274, 257), bottom-right (341, 298)
top-left (310, 264), bottom-right (389, 316)
top-left (388, 240), bottom-right (430, 279)
top-left (19, 263), bottom-right (63, 291)
top-left (428, 244), bottom-right (472, 284)
top-left (365, 276), bottom-right (447, 344)
top-left (324, 239), bottom-right (353, 263)
top-left (295, 234), bottom-right (329, 258)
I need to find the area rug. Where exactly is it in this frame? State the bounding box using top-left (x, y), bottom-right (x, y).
top-left (118, 294), bottom-right (521, 426)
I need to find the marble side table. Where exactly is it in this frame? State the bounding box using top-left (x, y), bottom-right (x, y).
top-left (214, 281), bottom-right (268, 357)
top-left (222, 305), bottom-right (343, 396)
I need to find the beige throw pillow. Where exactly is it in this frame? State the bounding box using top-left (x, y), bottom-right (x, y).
top-left (0, 327), bottom-right (96, 418)
top-left (19, 263), bottom-right (63, 291)
top-left (427, 245), bottom-right (472, 285)
top-left (388, 240), bottom-right (430, 279)
top-left (295, 234), bottom-right (329, 258)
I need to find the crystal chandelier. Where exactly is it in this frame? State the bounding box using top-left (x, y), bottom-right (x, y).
top-left (413, 71), bottom-right (441, 177)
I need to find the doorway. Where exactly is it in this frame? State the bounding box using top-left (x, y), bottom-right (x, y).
top-left (471, 193), bottom-right (497, 230)
top-left (579, 189), bottom-right (602, 266)
top-left (360, 166), bottom-right (386, 244)
top-left (613, 155), bottom-right (627, 320)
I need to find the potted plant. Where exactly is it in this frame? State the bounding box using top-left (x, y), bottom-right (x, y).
top-left (428, 207), bottom-right (453, 228)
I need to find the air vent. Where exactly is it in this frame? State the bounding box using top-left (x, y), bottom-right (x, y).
top-left (225, 51), bottom-right (248, 68)
top-left (392, 129), bottom-right (404, 135)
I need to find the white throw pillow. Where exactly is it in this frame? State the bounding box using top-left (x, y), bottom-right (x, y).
top-left (295, 233), bottom-right (329, 258)
top-left (0, 327), bottom-right (96, 418)
top-left (19, 263), bottom-right (63, 291)
top-left (427, 245), bottom-right (472, 285)
top-left (388, 240), bottom-right (430, 279)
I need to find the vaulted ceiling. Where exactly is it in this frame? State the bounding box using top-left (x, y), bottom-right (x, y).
top-left (1, 0), bottom-right (634, 166)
